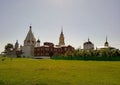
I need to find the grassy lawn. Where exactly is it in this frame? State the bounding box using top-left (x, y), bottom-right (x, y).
top-left (0, 58), bottom-right (120, 85)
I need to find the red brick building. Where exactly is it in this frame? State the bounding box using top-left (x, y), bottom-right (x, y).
top-left (34, 42), bottom-right (75, 56)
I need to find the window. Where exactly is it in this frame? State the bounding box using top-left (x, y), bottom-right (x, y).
top-left (37, 48), bottom-right (40, 51)
top-left (37, 53), bottom-right (40, 55)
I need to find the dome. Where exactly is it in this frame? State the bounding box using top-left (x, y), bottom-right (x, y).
top-left (84, 38), bottom-right (93, 45)
top-left (104, 41), bottom-right (109, 47)
top-left (37, 39), bottom-right (40, 43)
top-left (105, 41), bottom-right (108, 45)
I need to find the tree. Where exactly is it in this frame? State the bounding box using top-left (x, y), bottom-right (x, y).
top-left (5, 43), bottom-right (14, 55)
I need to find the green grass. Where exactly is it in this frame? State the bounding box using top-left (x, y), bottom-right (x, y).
top-left (0, 58), bottom-right (120, 85)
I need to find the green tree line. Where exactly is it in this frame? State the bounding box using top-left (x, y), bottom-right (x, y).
top-left (53, 49), bottom-right (120, 61)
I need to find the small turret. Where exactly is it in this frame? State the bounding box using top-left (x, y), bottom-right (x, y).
top-left (36, 39), bottom-right (40, 47)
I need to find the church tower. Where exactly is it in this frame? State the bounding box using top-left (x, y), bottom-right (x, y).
top-left (104, 36), bottom-right (109, 47)
top-left (15, 40), bottom-right (19, 50)
top-left (22, 25), bottom-right (36, 57)
top-left (59, 27), bottom-right (65, 46)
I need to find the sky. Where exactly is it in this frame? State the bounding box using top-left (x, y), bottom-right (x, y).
top-left (0, 0), bottom-right (120, 52)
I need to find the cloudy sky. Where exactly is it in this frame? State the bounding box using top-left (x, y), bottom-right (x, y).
top-left (0, 0), bottom-right (120, 52)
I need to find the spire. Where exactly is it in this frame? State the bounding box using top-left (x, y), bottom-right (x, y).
top-left (59, 27), bottom-right (65, 46)
top-left (30, 24), bottom-right (32, 30)
top-left (61, 26), bottom-right (63, 34)
top-left (88, 37), bottom-right (90, 42)
top-left (104, 36), bottom-right (109, 47)
top-left (106, 36), bottom-right (107, 42)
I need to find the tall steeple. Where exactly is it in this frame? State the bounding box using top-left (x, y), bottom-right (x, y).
top-left (104, 36), bottom-right (109, 47)
top-left (24, 25), bottom-right (36, 46)
top-left (59, 27), bottom-right (65, 46)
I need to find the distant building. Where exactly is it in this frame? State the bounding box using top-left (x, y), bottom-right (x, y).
top-left (4, 40), bottom-right (22, 57)
top-left (97, 36), bottom-right (116, 50)
top-left (83, 38), bottom-right (94, 50)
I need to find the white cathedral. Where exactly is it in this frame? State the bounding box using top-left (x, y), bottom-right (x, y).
top-left (22, 25), bottom-right (36, 57)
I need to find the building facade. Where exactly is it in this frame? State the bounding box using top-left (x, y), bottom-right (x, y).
top-left (34, 42), bottom-right (74, 57)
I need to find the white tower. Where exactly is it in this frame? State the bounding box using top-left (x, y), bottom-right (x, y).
top-left (22, 25), bottom-right (36, 57)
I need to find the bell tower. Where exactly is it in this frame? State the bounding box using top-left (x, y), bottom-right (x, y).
top-left (59, 27), bottom-right (65, 46)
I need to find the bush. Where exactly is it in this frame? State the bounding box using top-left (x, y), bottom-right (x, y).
top-left (52, 49), bottom-right (120, 61)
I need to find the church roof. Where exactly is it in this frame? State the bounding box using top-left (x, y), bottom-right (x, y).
top-left (24, 26), bottom-right (36, 42)
top-left (24, 25), bottom-right (36, 46)
top-left (84, 41), bottom-right (93, 45)
top-left (84, 38), bottom-right (93, 45)
top-left (105, 41), bottom-right (108, 44)
top-left (25, 26), bottom-right (36, 40)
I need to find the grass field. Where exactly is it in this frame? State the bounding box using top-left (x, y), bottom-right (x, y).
top-left (0, 58), bottom-right (120, 85)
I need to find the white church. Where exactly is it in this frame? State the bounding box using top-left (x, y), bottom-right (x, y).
top-left (22, 25), bottom-right (36, 57)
